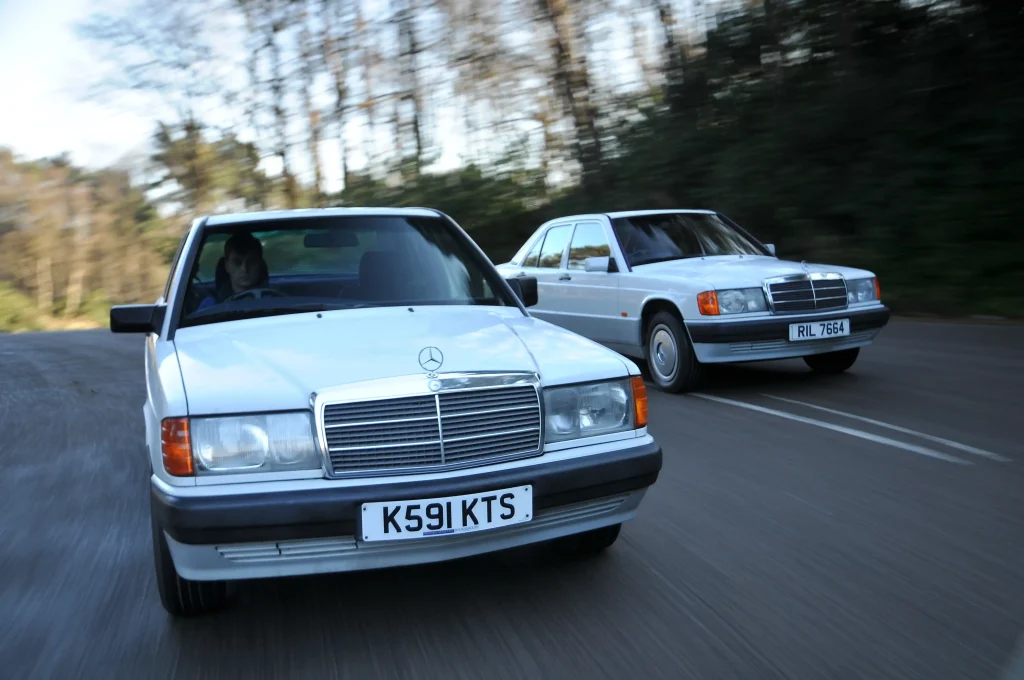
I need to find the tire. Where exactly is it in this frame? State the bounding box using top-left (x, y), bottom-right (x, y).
top-left (152, 512), bottom-right (228, 617)
top-left (803, 347), bottom-right (860, 374)
top-left (558, 523), bottom-right (622, 556)
top-left (645, 310), bottom-right (704, 393)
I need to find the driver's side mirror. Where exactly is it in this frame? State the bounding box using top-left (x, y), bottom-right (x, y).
top-left (765, 243), bottom-right (776, 256)
top-left (584, 256), bottom-right (618, 273)
top-left (110, 304), bottom-right (166, 334)
top-left (505, 276), bottom-right (538, 307)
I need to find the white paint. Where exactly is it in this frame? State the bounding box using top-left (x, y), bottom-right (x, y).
top-left (689, 393), bottom-right (971, 465)
top-left (762, 394), bottom-right (1011, 462)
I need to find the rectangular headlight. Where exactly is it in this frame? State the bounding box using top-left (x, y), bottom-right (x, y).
top-left (715, 288), bottom-right (768, 314)
top-left (190, 412), bottom-right (322, 474)
top-left (544, 379), bottom-right (635, 443)
top-left (847, 277), bottom-right (879, 304)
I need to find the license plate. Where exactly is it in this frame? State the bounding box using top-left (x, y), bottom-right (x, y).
top-left (360, 485), bottom-right (533, 542)
top-left (789, 318), bottom-right (850, 342)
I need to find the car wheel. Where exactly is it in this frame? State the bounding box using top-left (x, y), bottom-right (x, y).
top-left (559, 523), bottom-right (622, 556)
top-left (151, 512), bottom-right (228, 617)
top-left (646, 311), bottom-right (704, 393)
top-left (803, 347), bottom-right (860, 374)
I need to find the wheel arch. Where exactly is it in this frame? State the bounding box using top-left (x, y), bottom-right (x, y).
top-left (639, 297), bottom-right (694, 351)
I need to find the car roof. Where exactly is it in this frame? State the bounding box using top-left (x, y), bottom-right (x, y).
top-left (203, 206), bottom-right (442, 227)
top-left (603, 209), bottom-right (716, 218)
top-left (539, 209), bottom-right (716, 227)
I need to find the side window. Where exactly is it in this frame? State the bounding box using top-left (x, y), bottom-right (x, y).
top-left (537, 225), bottom-right (572, 269)
top-left (162, 231), bottom-right (190, 300)
top-left (567, 222), bottom-right (612, 270)
top-left (523, 235), bottom-right (544, 268)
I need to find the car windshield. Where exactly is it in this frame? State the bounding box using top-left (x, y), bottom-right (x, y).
top-left (178, 214), bottom-right (508, 327)
top-left (611, 212), bottom-right (766, 266)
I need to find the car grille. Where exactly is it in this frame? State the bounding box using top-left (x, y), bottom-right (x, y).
top-left (766, 275), bottom-right (849, 314)
top-left (321, 385), bottom-right (542, 475)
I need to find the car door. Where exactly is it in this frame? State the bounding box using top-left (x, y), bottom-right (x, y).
top-left (541, 221), bottom-right (623, 346)
top-left (516, 223), bottom-right (573, 326)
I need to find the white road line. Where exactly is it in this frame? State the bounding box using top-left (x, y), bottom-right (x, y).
top-left (761, 394), bottom-right (1011, 462)
top-left (689, 393), bottom-right (971, 465)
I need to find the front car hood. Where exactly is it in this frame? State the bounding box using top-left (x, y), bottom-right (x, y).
top-left (173, 306), bottom-right (634, 415)
top-left (632, 255), bottom-right (875, 288)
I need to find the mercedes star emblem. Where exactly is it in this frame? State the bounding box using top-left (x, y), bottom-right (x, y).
top-left (418, 346), bottom-right (443, 373)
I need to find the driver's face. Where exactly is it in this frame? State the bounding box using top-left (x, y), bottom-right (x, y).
top-left (225, 249), bottom-right (262, 292)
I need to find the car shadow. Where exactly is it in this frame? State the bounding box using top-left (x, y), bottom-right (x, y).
top-left (639, 358), bottom-right (865, 397)
top-left (162, 540), bottom-right (622, 649)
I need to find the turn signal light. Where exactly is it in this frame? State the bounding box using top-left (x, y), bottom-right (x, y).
top-left (631, 376), bottom-right (648, 428)
top-left (874, 277), bottom-right (882, 301)
top-left (161, 418), bottom-right (194, 476)
top-left (697, 291), bottom-right (719, 316)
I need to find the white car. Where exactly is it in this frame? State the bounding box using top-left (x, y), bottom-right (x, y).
top-left (110, 207), bottom-right (661, 616)
top-left (496, 210), bottom-right (891, 392)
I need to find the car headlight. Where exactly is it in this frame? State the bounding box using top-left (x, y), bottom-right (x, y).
top-left (544, 378), bottom-right (644, 443)
top-left (189, 412), bottom-right (322, 474)
top-left (847, 277), bottom-right (880, 304)
top-left (697, 288), bottom-right (767, 315)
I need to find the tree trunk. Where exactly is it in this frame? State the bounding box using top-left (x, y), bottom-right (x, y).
top-left (300, 0), bottom-right (323, 204)
top-left (36, 255), bottom-right (53, 314)
top-left (536, 0), bottom-right (603, 196)
top-left (266, 0), bottom-right (297, 208)
top-left (322, 0), bottom-right (350, 190)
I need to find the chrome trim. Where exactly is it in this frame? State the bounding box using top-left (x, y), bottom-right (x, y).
top-left (311, 372), bottom-right (543, 479)
top-left (436, 393), bottom-right (446, 465)
top-left (762, 272), bottom-right (848, 315)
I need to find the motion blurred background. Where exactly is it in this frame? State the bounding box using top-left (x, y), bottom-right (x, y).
top-left (0, 0), bottom-right (1021, 331)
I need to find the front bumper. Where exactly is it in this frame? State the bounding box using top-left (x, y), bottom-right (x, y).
top-left (686, 305), bottom-right (890, 363)
top-left (153, 438), bottom-right (662, 581)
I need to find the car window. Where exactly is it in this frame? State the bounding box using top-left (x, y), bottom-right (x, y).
top-left (162, 231), bottom-right (189, 300)
top-left (178, 215), bottom-right (507, 327)
top-left (522, 235), bottom-right (544, 268)
top-left (537, 225), bottom-right (571, 269)
top-left (567, 222), bottom-right (612, 270)
top-left (611, 212), bottom-right (765, 266)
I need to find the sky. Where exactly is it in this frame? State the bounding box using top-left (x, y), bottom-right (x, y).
top-left (0, 0), bottom-right (702, 193)
top-left (0, 0), bottom-right (155, 169)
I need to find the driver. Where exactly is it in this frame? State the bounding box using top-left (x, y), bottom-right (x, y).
top-left (197, 232), bottom-right (269, 311)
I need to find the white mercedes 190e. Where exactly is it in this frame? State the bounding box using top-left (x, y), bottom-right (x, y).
top-left (110, 207), bottom-right (661, 616)
top-left (496, 210), bottom-right (890, 392)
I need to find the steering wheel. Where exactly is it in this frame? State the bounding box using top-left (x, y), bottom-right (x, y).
top-left (225, 287), bottom-right (288, 302)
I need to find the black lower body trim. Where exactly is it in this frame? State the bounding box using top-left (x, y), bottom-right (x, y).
top-left (686, 306), bottom-right (890, 344)
top-left (152, 440), bottom-right (662, 545)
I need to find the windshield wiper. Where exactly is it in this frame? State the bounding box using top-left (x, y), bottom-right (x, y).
top-left (182, 302), bottom-right (340, 327)
top-left (631, 254), bottom-right (702, 266)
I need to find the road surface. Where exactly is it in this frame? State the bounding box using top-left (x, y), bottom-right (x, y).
top-left (1, 319), bottom-right (1022, 680)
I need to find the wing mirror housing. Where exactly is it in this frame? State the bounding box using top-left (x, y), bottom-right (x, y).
top-left (765, 243), bottom-right (776, 256)
top-left (584, 256), bottom-right (618, 273)
top-left (505, 276), bottom-right (538, 307)
top-left (110, 304), bottom-right (166, 334)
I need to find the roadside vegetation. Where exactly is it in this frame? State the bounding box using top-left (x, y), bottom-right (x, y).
top-left (1, 0), bottom-right (1021, 332)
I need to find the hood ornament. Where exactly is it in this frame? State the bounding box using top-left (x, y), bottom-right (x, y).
top-left (418, 346), bottom-right (443, 374)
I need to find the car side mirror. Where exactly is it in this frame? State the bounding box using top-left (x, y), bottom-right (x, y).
top-left (765, 243), bottom-right (776, 256)
top-left (505, 276), bottom-right (538, 307)
top-left (584, 256), bottom-right (618, 273)
top-left (110, 304), bottom-right (166, 334)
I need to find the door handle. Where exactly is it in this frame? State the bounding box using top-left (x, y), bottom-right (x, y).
top-left (514, 272), bottom-right (527, 278)
top-left (558, 274), bottom-right (572, 281)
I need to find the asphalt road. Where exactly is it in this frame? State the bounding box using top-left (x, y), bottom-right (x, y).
top-left (1, 319), bottom-right (1022, 680)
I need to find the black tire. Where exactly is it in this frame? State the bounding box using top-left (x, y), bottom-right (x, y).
top-left (803, 347), bottom-right (860, 374)
top-left (645, 310), bottom-right (704, 393)
top-left (152, 512), bottom-right (228, 617)
top-left (558, 523), bottom-right (622, 556)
